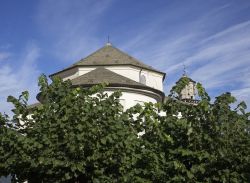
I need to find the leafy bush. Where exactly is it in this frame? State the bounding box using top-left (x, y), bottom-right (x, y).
top-left (0, 75), bottom-right (249, 182)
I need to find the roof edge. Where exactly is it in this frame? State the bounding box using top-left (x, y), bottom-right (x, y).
top-left (72, 83), bottom-right (165, 102)
top-left (50, 64), bottom-right (166, 79)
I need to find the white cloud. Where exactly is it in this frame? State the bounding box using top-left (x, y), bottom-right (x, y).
top-left (165, 21), bottom-right (250, 75)
top-left (188, 21), bottom-right (250, 88)
top-left (201, 20), bottom-right (250, 43)
top-left (0, 43), bottom-right (40, 114)
top-left (36, 0), bottom-right (113, 62)
top-left (0, 52), bottom-right (11, 61)
top-left (232, 87), bottom-right (250, 110)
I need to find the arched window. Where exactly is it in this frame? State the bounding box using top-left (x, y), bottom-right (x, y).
top-left (139, 75), bottom-right (146, 85)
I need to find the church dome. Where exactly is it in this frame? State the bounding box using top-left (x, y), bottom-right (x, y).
top-left (36, 43), bottom-right (166, 109)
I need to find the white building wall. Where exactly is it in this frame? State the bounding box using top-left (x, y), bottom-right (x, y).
top-left (106, 66), bottom-right (139, 82)
top-left (57, 66), bottom-right (164, 91)
top-left (140, 69), bottom-right (164, 91)
top-left (180, 81), bottom-right (196, 99)
top-left (104, 90), bottom-right (157, 110)
top-left (57, 66), bottom-right (163, 91)
top-left (105, 66), bottom-right (164, 91)
top-left (56, 67), bottom-right (96, 81)
top-left (78, 67), bottom-right (96, 76)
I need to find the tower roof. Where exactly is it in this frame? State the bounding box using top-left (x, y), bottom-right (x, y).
top-left (50, 44), bottom-right (165, 77)
top-left (180, 75), bottom-right (196, 83)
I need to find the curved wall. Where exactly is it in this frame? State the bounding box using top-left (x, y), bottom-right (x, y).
top-left (104, 89), bottom-right (158, 110)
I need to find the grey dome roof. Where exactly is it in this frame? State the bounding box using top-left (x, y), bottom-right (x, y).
top-left (51, 44), bottom-right (165, 77)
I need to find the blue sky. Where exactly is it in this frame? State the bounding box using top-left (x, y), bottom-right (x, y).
top-left (0, 0), bottom-right (250, 113)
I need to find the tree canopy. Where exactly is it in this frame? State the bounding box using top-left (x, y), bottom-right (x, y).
top-left (0, 75), bottom-right (250, 183)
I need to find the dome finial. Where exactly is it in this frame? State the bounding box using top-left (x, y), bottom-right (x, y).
top-left (106, 35), bottom-right (112, 46)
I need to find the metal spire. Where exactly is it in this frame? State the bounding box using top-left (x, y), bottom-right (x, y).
top-left (106, 35), bottom-right (112, 46)
top-left (183, 64), bottom-right (187, 76)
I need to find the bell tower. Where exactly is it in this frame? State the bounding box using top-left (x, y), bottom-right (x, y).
top-left (180, 75), bottom-right (196, 100)
top-left (178, 65), bottom-right (198, 105)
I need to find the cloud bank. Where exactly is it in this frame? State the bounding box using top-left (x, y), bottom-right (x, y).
top-left (0, 43), bottom-right (40, 114)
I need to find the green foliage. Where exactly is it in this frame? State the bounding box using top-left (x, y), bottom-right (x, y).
top-left (0, 75), bottom-right (250, 182)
